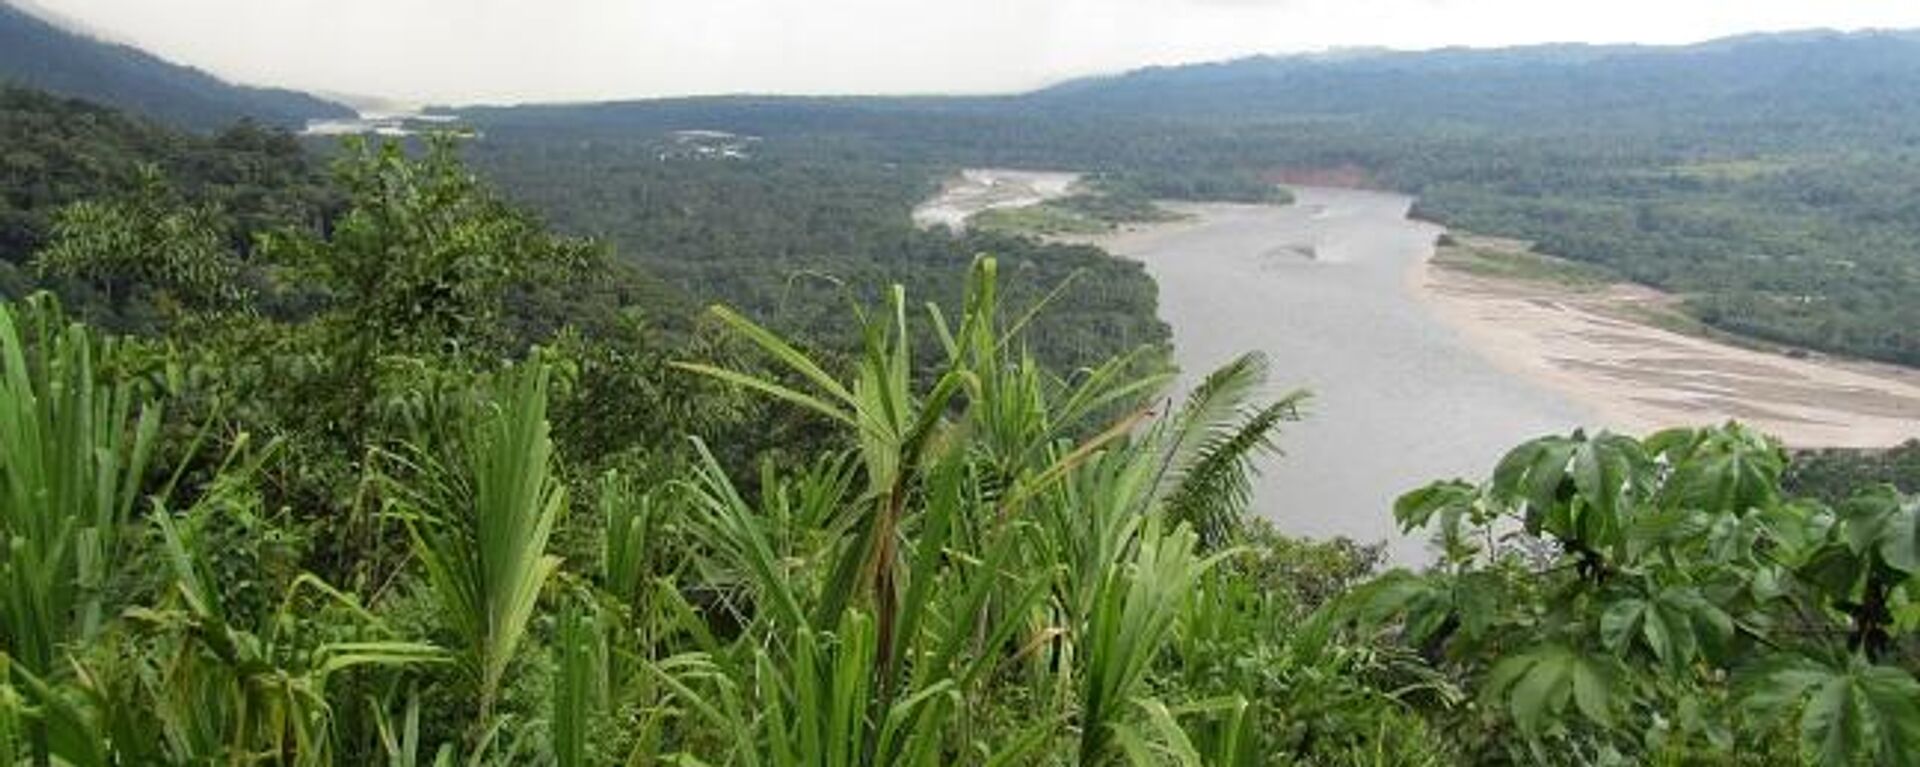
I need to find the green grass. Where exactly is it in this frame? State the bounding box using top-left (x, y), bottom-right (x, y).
top-left (971, 190), bottom-right (1185, 237)
top-left (1664, 157), bottom-right (1796, 182)
top-left (971, 203), bottom-right (1112, 236)
top-left (1433, 238), bottom-right (1614, 289)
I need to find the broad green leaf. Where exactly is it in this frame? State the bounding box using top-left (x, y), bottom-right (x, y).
top-left (1742, 656), bottom-right (1920, 766)
top-left (1599, 598), bottom-right (1647, 653)
top-left (1394, 480), bottom-right (1477, 532)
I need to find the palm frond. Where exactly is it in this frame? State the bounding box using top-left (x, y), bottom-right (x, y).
top-left (409, 363), bottom-right (566, 727)
top-left (1163, 391), bottom-right (1309, 548)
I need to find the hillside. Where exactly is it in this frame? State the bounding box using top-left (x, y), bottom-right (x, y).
top-left (0, 1), bottom-right (349, 130)
top-left (0, 86), bottom-right (330, 275)
top-left (1029, 30), bottom-right (1920, 133)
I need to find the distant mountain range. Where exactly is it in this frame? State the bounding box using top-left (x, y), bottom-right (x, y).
top-left (0, 0), bottom-right (349, 130)
top-left (447, 27), bottom-right (1920, 146)
top-left (1025, 29), bottom-right (1920, 127)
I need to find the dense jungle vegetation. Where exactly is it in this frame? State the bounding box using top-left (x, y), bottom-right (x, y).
top-left (1, 109), bottom-right (1919, 762)
top-left (0, 86), bottom-right (332, 304)
top-left (461, 139), bottom-right (1167, 372)
top-left (4, 24), bottom-right (1920, 762)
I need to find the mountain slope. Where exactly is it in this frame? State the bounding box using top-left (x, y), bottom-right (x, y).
top-left (0, 85), bottom-right (331, 280)
top-left (0, 1), bottom-right (349, 130)
top-left (1028, 30), bottom-right (1920, 132)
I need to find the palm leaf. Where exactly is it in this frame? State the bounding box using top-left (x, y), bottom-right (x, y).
top-left (409, 363), bottom-right (567, 727)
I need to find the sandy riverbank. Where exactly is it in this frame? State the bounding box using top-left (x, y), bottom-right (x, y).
top-left (1412, 240), bottom-right (1920, 448)
top-left (911, 168), bottom-right (1080, 231)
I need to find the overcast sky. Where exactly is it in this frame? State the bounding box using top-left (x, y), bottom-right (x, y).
top-left (26, 0), bottom-right (1920, 105)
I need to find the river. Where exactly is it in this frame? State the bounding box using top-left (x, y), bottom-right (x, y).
top-left (1098, 188), bottom-right (1590, 563)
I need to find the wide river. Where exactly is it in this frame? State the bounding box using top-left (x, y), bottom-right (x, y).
top-left (1102, 187), bottom-right (1590, 562)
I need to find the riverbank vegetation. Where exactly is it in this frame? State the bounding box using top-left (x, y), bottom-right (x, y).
top-left (1431, 235), bottom-right (1613, 291)
top-left (970, 182), bottom-right (1186, 238)
top-left (2, 125), bottom-right (1918, 764)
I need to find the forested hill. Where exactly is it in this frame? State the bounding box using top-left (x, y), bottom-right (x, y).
top-left (462, 30), bottom-right (1920, 145)
top-left (0, 86), bottom-right (330, 284)
top-left (1029, 30), bottom-right (1920, 134)
top-left (0, 1), bottom-right (349, 130)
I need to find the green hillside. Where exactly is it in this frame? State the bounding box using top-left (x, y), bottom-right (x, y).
top-left (0, 1), bottom-right (349, 130)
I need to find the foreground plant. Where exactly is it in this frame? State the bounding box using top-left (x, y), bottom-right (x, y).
top-left (0, 295), bottom-right (157, 764)
top-left (661, 257), bottom-right (1310, 763)
top-left (401, 363), bottom-right (567, 735)
top-left (1366, 424), bottom-right (1920, 765)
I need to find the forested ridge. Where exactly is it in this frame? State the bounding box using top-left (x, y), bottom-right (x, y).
top-left (0, 1), bottom-right (349, 130)
top-left (0, 85), bottom-right (335, 323)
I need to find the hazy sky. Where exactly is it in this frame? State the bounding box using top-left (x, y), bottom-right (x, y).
top-left (28, 0), bottom-right (1920, 105)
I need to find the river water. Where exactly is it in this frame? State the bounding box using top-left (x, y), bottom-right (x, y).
top-left (1101, 187), bottom-right (1590, 563)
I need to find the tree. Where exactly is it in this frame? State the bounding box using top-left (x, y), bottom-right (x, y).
top-left (262, 135), bottom-right (593, 360)
top-left (35, 165), bottom-right (244, 320)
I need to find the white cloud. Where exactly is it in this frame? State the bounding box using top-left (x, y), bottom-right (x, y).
top-left (30, 0), bottom-right (1920, 104)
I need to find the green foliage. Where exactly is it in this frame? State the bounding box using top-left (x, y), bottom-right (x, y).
top-left (463, 138), bottom-right (1170, 374)
top-left (11, 87), bottom-right (1916, 764)
top-left (1430, 238), bottom-right (1613, 290)
top-left (644, 256), bottom-right (1333, 763)
top-left (0, 85), bottom-right (330, 271)
top-left (1788, 441), bottom-right (1920, 505)
top-left (0, 294), bottom-right (156, 763)
top-left (1157, 355), bottom-right (1306, 549)
top-left (969, 183), bottom-right (1184, 237)
top-left (1079, 518), bottom-right (1226, 763)
top-left (399, 364), bottom-right (567, 728)
top-left (35, 166), bottom-right (246, 317)
top-left (1371, 424), bottom-right (1920, 764)
top-left (265, 136), bottom-right (595, 359)
top-left (970, 203), bottom-right (1112, 237)
top-left (1747, 654), bottom-right (1920, 765)
top-left (2, 206), bottom-right (1358, 763)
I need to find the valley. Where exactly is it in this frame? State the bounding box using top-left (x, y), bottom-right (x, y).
top-left (8, 4), bottom-right (1920, 759)
top-left (930, 177), bottom-right (1920, 560)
